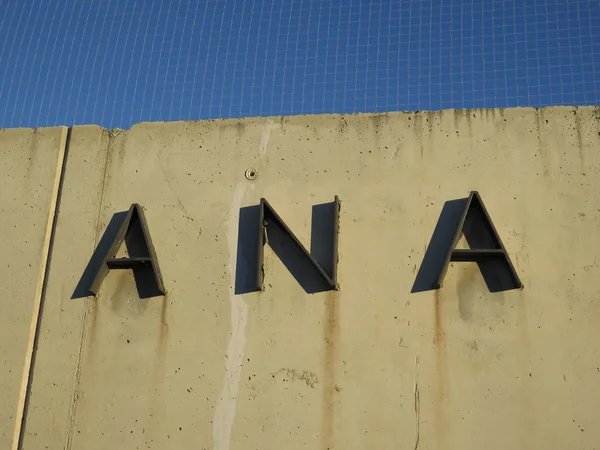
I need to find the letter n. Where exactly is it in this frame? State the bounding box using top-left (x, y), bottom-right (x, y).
top-left (436, 191), bottom-right (522, 291)
top-left (89, 204), bottom-right (165, 296)
top-left (249, 196), bottom-right (340, 293)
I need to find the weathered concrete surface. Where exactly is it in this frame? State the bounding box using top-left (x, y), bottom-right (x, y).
top-left (15, 106), bottom-right (600, 450)
top-left (20, 126), bottom-right (110, 450)
top-left (0, 127), bottom-right (67, 448)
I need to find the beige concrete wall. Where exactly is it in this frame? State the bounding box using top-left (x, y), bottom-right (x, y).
top-left (20, 126), bottom-right (110, 450)
top-left (4, 106), bottom-right (600, 449)
top-left (0, 127), bottom-right (67, 448)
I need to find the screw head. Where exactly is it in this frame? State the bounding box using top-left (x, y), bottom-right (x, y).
top-left (245, 168), bottom-right (258, 180)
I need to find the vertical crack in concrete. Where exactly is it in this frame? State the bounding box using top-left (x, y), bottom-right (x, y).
top-left (414, 356), bottom-right (420, 450)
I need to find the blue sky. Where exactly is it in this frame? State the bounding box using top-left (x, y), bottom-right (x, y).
top-left (0, 0), bottom-right (598, 129)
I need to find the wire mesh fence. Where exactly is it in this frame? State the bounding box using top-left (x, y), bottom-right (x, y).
top-left (0, 0), bottom-right (598, 129)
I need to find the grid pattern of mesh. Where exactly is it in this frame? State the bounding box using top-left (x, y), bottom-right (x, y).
top-left (0, 0), bottom-right (598, 129)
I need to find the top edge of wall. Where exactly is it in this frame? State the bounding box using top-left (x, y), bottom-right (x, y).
top-left (1, 105), bottom-right (598, 134)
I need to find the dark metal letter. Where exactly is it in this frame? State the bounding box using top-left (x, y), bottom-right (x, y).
top-left (89, 204), bottom-right (165, 296)
top-left (436, 191), bottom-right (522, 291)
top-left (252, 196), bottom-right (340, 292)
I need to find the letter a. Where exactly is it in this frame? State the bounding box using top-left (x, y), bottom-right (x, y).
top-left (89, 204), bottom-right (165, 296)
top-left (436, 191), bottom-right (522, 291)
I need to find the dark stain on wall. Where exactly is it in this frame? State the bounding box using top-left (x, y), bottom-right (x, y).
top-left (434, 289), bottom-right (444, 347)
top-left (371, 113), bottom-right (387, 151)
top-left (235, 122), bottom-right (245, 141)
top-left (456, 264), bottom-right (481, 321)
top-left (433, 289), bottom-right (449, 447)
top-left (413, 112), bottom-right (424, 157)
top-left (337, 116), bottom-right (348, 134)
top-left (573, 107), bottom-right (585, 171)
top-left (154, 293), bottom-right (169, 389)
top-left (109, 271), bottom-right (133, 312)
top-left (498, 108), bottom-right (506, 131)
top-left (452, 109), bottom-right (461, 134)
top-left (534, 109), bottom-right (552, 179)
top-left (322, 290), bottom-right (340, 450)
top-left (464, 109), bottom-right (473, 136)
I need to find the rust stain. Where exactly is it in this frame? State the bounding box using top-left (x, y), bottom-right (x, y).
top-left (498, 109), bottom-right (506, 131)
top-left (426, 111), bottom-right (437, 153)
top-left (159, 294), bottom-right (169, 344)
top-left (452, 109), bottom-right (461, 133)
top-left (534, 109), bottom-right (560, 184)
top-left (322, 290), bottom-right (340, 450)
top-left (371, 113), bottom-right (386, 131)
top-left (455, 264), bottom-right (480, 321)
top-left (110, 271), bottom-right (127, 311)
top-left (573, 108), bottom-right (585, 172)
top-left (147, 294), bottom-right (169, 441)
top-left (433, 290), bottom-right (447, 400)
top-left (413, 113), bottom-right (424, 157)
top-left (235, 122), bottom-right (245, 141)
top-left (534, 110), bottom-right (550, 178)
top-left (464, 109), bottom-right (472, 136)
top-left (433, 289), bottom-right (444, 347)
top-left (151, 294), bottom-right (169, 417)
top-left (155, 294), bottom-right (170, 378)
top-left (371, 114), bottom-right (386, 150)
top-left (515, 287), bottom-right (533, 447)
top-left (433, 289), bottom-right (449, 447)
top-left (337, 116), bottom-right (348, 134)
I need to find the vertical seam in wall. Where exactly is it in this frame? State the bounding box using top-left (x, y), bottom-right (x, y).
top-left (63, 128), bottom-right (111, 450)
top-left (11, 126), bottom-right (71, 450)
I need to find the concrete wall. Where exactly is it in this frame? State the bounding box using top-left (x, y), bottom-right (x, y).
top-left (0, 127), bottom-right (67, 448)
top-left (2, 106), bottom-right (600, 450)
